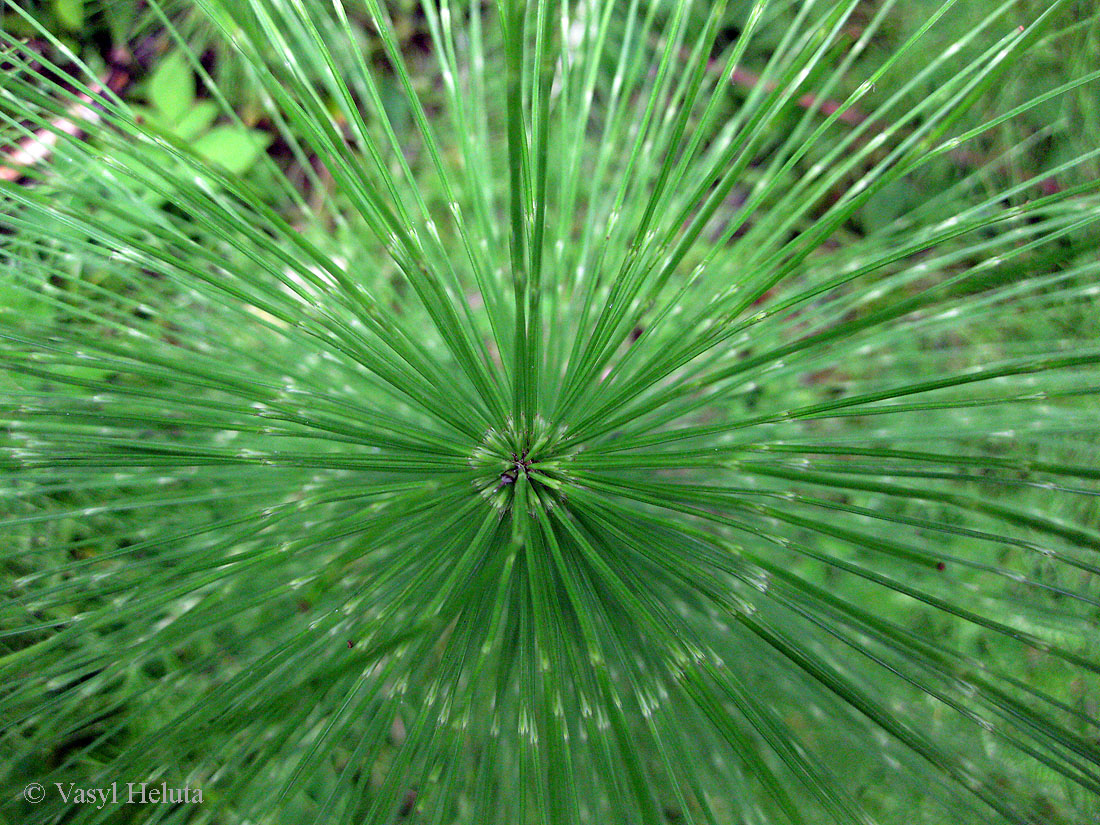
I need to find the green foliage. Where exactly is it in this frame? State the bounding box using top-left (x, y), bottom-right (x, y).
top-left (51, 0), bottom-right (84, 32)
top-left (148, 50), bottom-right (197, 124)
top-left (134, 50), bottom-right (271, 179)
top-left (2, 1), bottom-right (1099, 824)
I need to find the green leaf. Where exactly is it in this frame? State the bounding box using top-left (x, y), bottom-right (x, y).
top-left (52, 0), bottom-right (84, 31)
top-left (102, 0), bottom-right (135, 43)
top-left (128, 104), bottom-right (170, 132)
top-left (172, 100), bottom-right (219, 142)
top-left (192, 126), bottom-right (272, 174)
top-left (148, 51), bottom-right (195, 124)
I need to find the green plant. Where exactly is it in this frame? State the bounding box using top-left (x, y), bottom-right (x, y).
top-left (2, 0), bottom-right (1099, 823)
top-left (133, 49), bottom-right (270, 178)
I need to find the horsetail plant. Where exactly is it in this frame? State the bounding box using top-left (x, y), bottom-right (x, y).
top-left (2, 0), bottom-right (1100, 822)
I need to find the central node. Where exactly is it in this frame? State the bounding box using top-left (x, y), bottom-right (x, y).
top-left (468, 418), bottom-right (573, 513)
top-left (499, 448), bottom-right (533, 486)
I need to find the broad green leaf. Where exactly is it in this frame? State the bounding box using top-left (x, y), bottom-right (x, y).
top-left (148, 50), bottom-right (195, 124)
top-left (128, 104), bottom-right (170, 132)
top-left (52, 0), bottom-right (83, 30)
top-left (192, 126), bottom-right (272, 174)
top-left (172, 100), bottom-right (219, 142)
top-left (101, 0), bottom-right (135, 43)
